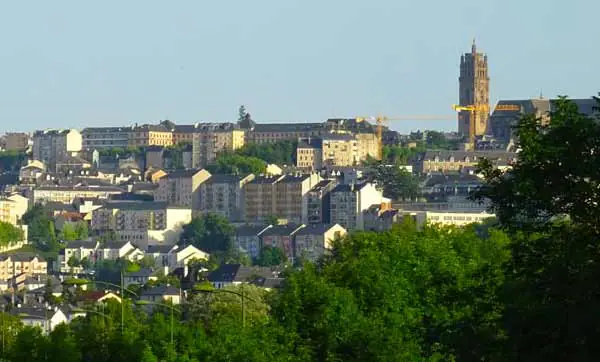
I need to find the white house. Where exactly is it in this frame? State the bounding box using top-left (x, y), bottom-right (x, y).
top-left (146, 244), bottom-right (208, 273)
top-left (123, 269), bottom-right (158, 288)
top-left (12, 306), bottom-right (68, 334)
top-left (140, 285), bottom-right (181, 305)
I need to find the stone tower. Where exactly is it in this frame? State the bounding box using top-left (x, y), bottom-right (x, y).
top-left (458, 39), bottom-right (490, 138)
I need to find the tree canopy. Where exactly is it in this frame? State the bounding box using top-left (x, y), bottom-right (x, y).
top-left (0, 222), bottom-right (24, 245)
top-left (179, 213), bottom-right (235, 254)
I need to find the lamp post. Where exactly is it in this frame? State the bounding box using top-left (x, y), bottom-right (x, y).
top-left (62, 276), bottom-right (138, 336)
top-left (135, 300), bottom-right (185, 360)
top-left (193, 284), bottom-right (258, 328)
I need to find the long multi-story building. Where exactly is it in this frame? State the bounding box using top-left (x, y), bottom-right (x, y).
top-left (155, 169), bottom-right (211, 211)
top-left (489, 98), bottom-right (598, 142)
top-left (128, 124), bottom-right (173, 147)
top-left (33, 184), bottom-right (125, 204)
top-left (91, 201), bottom-right (192, 249)
top-left (191, 123), bottom-right (245, 168)
top-left (306, 179), bottom-right (336, 224)
top-left (32, 129), bottom-right (82, 170)
top-left (199, 173), bottom-right (255, 221)
top-left (0, 254), bottom-right (47, 282)
top-left (81, 127), bottom-right (131, 150)
top-left (414, 150), bottom-right (516, 174)
top-left (330, 182), bottom-right (385, 230)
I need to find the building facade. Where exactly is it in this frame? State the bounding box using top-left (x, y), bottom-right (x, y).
top-left (32, 129), bottom-right (82, 170)
top-left (199, 173), bottom-right (255, 221)
top-left (294, 223), bottom-right (347, 261)
top-left (191, 123), bottom-right (245, 168)
top-left (458, 40), bottom-right (490, 138)
top-left (415, 150), bottom-right (516, 174)
top-left (329, 182), bottom-right (384, 230)
top-left (128, 125), bottom-right (173, 147)
top-left (296, 133), bottom-right (379, 171)
top-left (81, 127), bottom-right (130, 150)
top-left (4, 133), bottom-right (30, 151)
top-left (155, 169), bottom-right (211, 210)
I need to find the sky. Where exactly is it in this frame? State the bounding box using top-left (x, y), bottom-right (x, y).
top-left (0, 0), bottom-right (598, 134)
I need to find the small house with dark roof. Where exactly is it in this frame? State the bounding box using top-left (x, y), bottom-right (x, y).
top-left (261, 224), bottom-right (305, 260)
top-left (141, 285), bottom-right (181, 304)
top-left (123, 268), bottom-right (158, 288)
top-left (207, 264), bottom-right (276, 289)
top-left (294, 223), bottom-right (347, 261)
top-left (57, 240), bottom-right (99, 273)
top-left (75, 290), bottom-right (122, 306)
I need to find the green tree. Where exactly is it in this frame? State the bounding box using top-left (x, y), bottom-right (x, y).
top-left (179, 214), bottom-right (235, 254)
top-left (22, 204), bottom-right (59, 252)
top-left (8, 326), bottom-right (48, 362)
top-left (367, 163), bottom-right (420, 200)
top-left (0, 222), bottom-right (24, 245)
top-left (475, 96), bottom-right (600, 360)
top-left (206, 153), bottom-right (266, 175)
top-left (45, 324), bottom-right (81, 362)
top-left (256, 246), bottom-right (286, 267)
top-left (265, 215), bottom-right (279, 226)
top-left (0, 150), bottom-right (27, 172)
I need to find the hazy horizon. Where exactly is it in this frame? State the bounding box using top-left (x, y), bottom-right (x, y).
top-left (1, 0), bottom-right (598, 134)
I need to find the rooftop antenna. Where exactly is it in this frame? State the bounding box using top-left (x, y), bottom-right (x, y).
top-left (539, 90), bottom-right (544, 99)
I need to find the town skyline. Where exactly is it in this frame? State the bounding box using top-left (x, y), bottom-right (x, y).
top-left (1, 0), bottom-right (598, 134)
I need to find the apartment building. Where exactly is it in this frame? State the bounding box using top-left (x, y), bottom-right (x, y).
top-left (274, 173), bottom-right (321, 224)
top-left (57, 240), bottom-right (99, 273)
top-left (4, 133), bottom-right (30, 151)
top-left (91, 201), bottom-right (192, 249)
top-left (415, 150), bottom-right (516, 174)
top-left (306, 179), bottom-right (336, 224)
top-left (294, 223), bottom-right (347, 261)
top-left (244, 173), bottom-right (321, 224)
top-left (330, 182), bottom-right (385, 230)
top-left (128, 124), bottom-right (173, 147)
top-left (155, 169), bottom-right (211, 210)
top-left (244, 175), bottom-right (283, 223)
top-left (0, 254), bottom-right (47, 281)
top-left (81, 127), bottom-right (130, 150)
top-left (33, 185), bottom-right (125, 204)
top-left (172, 124), bottom-right (196, 145)
top-left (409, 210), bottom-right (496, 227)
top-left (0, 194), bottom-right (29, 225)
top-left (296, 133), bottom-right (379, 171)
top-left (19, 161), bottom-right (46, 185)
top-left (199, 173), bottom-right (255, 221)
top-left (191, 123), bottom-right (245, 168)
top-left (32, 129), bottom-right (82, 170)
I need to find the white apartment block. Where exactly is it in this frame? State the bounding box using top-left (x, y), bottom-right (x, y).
top-left (0, 194), bottom-right (28, 226)
top-left (330, 182), bottom-right (384, 230)
top-left (33, 185), bottom-right (125, 204)
top-left (410, 210), bottom-right (496, 227)
top-left (91, 201), bottom-right (192, 250)
top-left (32, 129), bottom-right (82, 170)
top-left (155, 169), bottom-right (211, 211)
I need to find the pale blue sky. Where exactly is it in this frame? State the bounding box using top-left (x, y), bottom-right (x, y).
top-left (0, 0), bottom-right (598, 133)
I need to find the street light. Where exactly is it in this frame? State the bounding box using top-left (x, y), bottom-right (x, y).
top-left (193, 283), bottom-right (258, 328)
top-left (135, 300), bottom-right (185, 361)
top-left (63, 275), bottom-right (139, 336)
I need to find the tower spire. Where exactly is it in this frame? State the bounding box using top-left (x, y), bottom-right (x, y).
top-left (471, 37), bottom-right (477, 53)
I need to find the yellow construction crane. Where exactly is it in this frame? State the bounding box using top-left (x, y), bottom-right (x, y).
top-left (356, 115), bottom-right (454, 160)
top-left (452, 104), bottom-right (490, 149)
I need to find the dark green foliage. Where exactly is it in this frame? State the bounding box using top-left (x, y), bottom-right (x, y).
top-left (164, 142), bottom-right (191, 170)
top-left (475, 96), bottom-right (600, 361)
top-left (22, 204), bottom-right (59, 253)
top-left (367, 163), bottom-right (421, 200)
top-left (205, 152), bottom-right (266, 175)
top-left (425, 130), bottom-right (460, 150)
top-left (0, 150), bottom-right (27, 172)
top-left (0, 222), bottom-right (24, 245)
top-left (179, 213), bottom-right (235, 254)
top-left (382, 144), bottom-right (424, 165)
top-left (255, 246), bottom-right (286, 266)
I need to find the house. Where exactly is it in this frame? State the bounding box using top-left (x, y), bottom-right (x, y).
top-left (11, 306), bottom-right (68, 334)
top-left (76, 290), bottom-right (122, 305)
top-left (260, 224), bottom-right (305, 260)
top-left (96, 241), bottom-right (143, 262)
top-left (140, 285), bottom-right (181, 305)
top-left (146, 244), bottom-right (209, 273)
top-left (19, 161), bottom-right (45, 184)
top-left (123, 269), bottom-right (158, 288)
top-left (294, 223), bottom-right (347, 261)
top-left (57, 240), bottom-right (99, 273)
top-left (234, 224), bottom-right (272, 259)
top-left (207, 264), bottom-right (276, 289)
